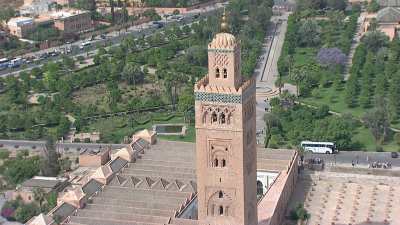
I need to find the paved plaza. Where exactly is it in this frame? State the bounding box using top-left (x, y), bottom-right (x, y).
top-left (289, 171), bottom-right (400, 225)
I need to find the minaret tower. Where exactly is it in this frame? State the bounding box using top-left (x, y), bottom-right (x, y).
top-left (194, 11), bottom-right (258, 225)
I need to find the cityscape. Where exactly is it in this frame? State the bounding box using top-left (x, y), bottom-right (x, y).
top-left (0, 0), bottom-right (399, 225)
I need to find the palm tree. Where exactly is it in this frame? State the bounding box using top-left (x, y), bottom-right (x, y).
top-left (33, 188), bottom-right (46, 210)
top-left (291, 66), bottom-right (306, 97)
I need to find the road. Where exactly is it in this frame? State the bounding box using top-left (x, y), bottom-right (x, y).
top-left (0, 139), bottom-right (125, 154)
top-left (305, 151), bottom-right (400, 168)
top-left (254, 12), bottom-right (290, 146)
top-left (0, 3), bottom-right (225, 78)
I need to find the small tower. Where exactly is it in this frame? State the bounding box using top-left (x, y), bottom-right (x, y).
top-left (194, 11), bottom-right (258, 225)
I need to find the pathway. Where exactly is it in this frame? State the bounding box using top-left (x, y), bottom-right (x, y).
top-left (344, 13), bottom-right (364, 81)
top-left (255, 12), bottom-right (290, 146)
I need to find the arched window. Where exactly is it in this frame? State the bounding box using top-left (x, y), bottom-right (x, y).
top-left (219, 191), bottom-right (223, 198)
top-left (214, 158), bottom-right (219, 167)
top-left (222, 159), bottom-right (226, 167)
top-left (211, 112), bottom-right (218, 123)
top-left (220, 113), bottom-right (226, 124)
top-left (219, 206), bottom-right (224, 215)
top-left (223, 68), bottom-right (227, 78)
top-left (216, 68), bottom-right (220, 78)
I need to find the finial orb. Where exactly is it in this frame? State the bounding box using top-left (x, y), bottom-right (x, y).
top-left (220, 10), bottom-right (229, 32)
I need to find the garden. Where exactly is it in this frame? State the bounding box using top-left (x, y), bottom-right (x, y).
top-left (274, 0), bottom-right (400, 151)
top-left (0, 0), bottom-right (274, 144)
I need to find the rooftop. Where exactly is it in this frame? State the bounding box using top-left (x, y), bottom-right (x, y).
top-left (21, 176), bottom-right (68, 190)
top-left (60, 140), bottom-right (296, 225)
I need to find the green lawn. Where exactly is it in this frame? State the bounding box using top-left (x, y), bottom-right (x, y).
top-left (302, 85), bottom-right (399, 152)
top-left (82, 112), bottom-right (195, 143)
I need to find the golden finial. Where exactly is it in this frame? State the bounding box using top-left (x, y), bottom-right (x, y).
top-left (220, 8), bottom-right (229, 33)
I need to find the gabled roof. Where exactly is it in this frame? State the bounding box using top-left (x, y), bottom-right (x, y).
top-left (91, 165), bottom-right (113, 183)
top-left (108, 157), bottom-right (128, 173)
top-left (27, 213), bottom-right (54, 225)
top-left (377, 7), bottom-right (400, 23)
top-left (50, 202), bottom-right (76, 222)
top-left (63, 187), bottom-right (85, 201)
top-left (82, 179), bottom-right (102, 197)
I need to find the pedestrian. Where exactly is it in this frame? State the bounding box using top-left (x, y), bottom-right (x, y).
top-left (351, 160), bottom-right (355, 167)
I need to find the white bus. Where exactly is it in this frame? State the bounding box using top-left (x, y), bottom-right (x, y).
top-left (300, 141), bottom-right (336, 154)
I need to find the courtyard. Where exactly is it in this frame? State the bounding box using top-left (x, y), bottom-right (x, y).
top-left (288, 170), bottom-right (400, 225)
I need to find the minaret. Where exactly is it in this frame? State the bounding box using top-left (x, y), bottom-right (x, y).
top-left (194, 11), bottom-right (258, 225)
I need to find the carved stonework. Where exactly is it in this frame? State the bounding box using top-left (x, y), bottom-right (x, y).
top-left (201, 105), bottom-right (235, 126)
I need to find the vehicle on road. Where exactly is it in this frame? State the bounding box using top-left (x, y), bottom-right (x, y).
top-left (80, 41), bottom-right (92, 49)
top-left (0, 58), bottom-right (10, 70)
top-left (301, 141), bottom-right (337, 154)
top-left (391, 152), bottom-right (399, 158)
top-left (9, 58), bottom-right (23, 68)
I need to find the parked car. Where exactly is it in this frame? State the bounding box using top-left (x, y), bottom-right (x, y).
top-left (391, 152), bottom-right (399, 158)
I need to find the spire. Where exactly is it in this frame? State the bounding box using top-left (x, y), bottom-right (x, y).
top-left (220, 8), bottom-right (229, 33)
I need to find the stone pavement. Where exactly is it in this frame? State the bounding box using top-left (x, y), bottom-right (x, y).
top-left (288, 171), bottom-right (400, 225)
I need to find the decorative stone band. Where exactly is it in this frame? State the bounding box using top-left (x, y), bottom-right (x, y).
top-left (207, 48), bottom-right (235, 53)
top-left (195, 92), bottom-right (242, 103)
top-left (195, 85), bottom-right (255, 104)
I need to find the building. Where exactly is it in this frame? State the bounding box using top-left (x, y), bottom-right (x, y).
top-left (72, 132), bottom-right (100, 143)
top-left (27, 13), bottom-right (299, 225)
top-left (20, 0), bottom-right (55, 16)
top-left (50, 10), bottom-right (93, 34)
top-left (362, 7), bottom-right (400, 40)
top-left (194, 11), bottom-right (258, 225)
top-left (378, 0), bottom-right (400, 7)
top-left (78, 148), bottom-right (110, 167)
top-left (7, 176), bottom-right (68, 204)
top-left (7, 17), bottom-right (35, 38)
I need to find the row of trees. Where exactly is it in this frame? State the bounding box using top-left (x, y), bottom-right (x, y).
top-left (265, 95), bottom-right (357, 150)
top-left (277, 8), bottom-right (359, 97)
top-left (345, 31), bottom-right (400, 143)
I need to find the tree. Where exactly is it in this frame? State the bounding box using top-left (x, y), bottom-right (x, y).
top-left (0, 149), bottom-right (10, 159)
top-left (0, 7), bottom-right (16, 22)
top-left (363, 102), bottom-right (390, 144)
top-left (367, 0), bottom-right (380, 13)
top-left (291, 66), bottom-right (307, 96)
top-left (362, 31), bottom-right (389, 52)
top-left (177, 88), bottom-right (194, 112)
top-left (14, 203), bottom-right (40, 223)
top-left (33, 188), bottom-right (46, 211)
top-left (316, 47), bottom-right (346, 69)
top-left (40, 137), bottom-right (60, 177)
top-left (298, 19), bottom-right (321, 47)
top-left (122, 62), bottom-right (144, 86)
top-left (3, 156), bottom-right (40, 185)
top-left (326, 0), bottom-right (346, 10)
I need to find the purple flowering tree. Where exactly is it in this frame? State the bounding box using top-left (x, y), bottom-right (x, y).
top-left (1, 207), bottom-right (15, 219)
top-left (316, 48), bottom-right (347, 69)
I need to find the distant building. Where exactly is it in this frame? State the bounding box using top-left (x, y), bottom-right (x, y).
top-left (71, 131), bottom-right (100, 143)
top-left (378, 0), bottom-right (400, 7)
top-left (55, 0), bottom-right (76, 6)
top-left (50, 10), bottom-right (93, 34)
top-left (7, 17), bottom-right (35, 38)
top-left (362, 7), bottom-right (400, 40)
top-left (20, 0), bottom-right (55, 16)
top-left (78, 148), bottom-right (110, 167)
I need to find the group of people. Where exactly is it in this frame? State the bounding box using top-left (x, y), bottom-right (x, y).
top-left (369, 161), bottom-right (392, 169)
